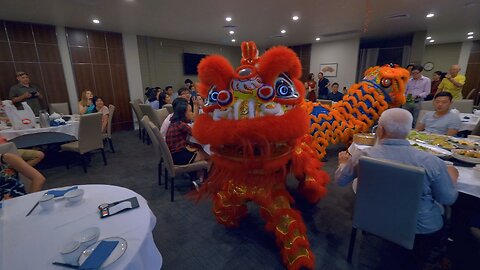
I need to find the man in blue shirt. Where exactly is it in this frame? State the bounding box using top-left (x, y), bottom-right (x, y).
top-left (317, 72), bottom-right (330, 100)
top-left (327, 82), bottom-right (344, 102)
top-left (335, 108), bottom-right (458, 268)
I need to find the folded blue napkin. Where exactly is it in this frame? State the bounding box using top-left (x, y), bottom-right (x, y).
top-left (45, 186), bottom-right (78, 197)
top-left (79, 240), bottom-right (118, 270)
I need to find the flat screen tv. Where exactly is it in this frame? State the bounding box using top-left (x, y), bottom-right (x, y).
top-left (183, 53), bottom-right (207, 75)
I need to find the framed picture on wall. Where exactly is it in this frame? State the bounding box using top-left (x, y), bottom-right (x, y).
top-left (319, 63), bottom-right (338, 77)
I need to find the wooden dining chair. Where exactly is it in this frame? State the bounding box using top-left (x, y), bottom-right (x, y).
top-left (156, 108), bottom-right (169, 127)
top-left (139, 104), bottom-right (163, 129)
top-left (163, 104), bottom-right (173, 114)
top-left (347, 156), bottom-right (425, 263)
top-left (130, 100), bottom-right (145, 141)
top-left (102, 104), bottom-right (115, 153)
top-left (141, 116), bottom-right (163, 186)
top-left (60, 113), bottom-right (107, 173)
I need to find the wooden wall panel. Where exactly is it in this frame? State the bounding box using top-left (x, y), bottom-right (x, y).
top-left (0, 42), bottom-right (12, 61)
top-left (0, 21), bottom-right (69, 110)
top-left (464, 41), bottom-right (480, 104)
top-left (289, 44), bottom-right (312, 82)
top-left (72, 64), bottom-right (94, 93)
top-left (67, 28), bottom-right (132, 131)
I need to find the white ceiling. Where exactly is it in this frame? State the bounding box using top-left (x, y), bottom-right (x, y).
top-left (0, 0), bottom-right (479, 47)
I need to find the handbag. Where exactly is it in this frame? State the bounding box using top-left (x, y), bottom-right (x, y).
top-left (3, 101), bottom-right (36, 130)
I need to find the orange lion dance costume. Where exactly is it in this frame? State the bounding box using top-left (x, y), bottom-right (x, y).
top-left (192, 42), bottom-right (329, 270)
top-left (305, 64), bottom-right (410, 159)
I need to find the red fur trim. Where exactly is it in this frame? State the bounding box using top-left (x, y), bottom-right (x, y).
top-left (192, 106), bottom-right (308, 146)
top-left (197, 55), bottom-right (235, 92)
top-left (257, 46), bottom-right (302, 86)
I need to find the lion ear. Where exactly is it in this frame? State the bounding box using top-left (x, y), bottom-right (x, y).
top-left (198, 55), bottom-right (235, 96)
top-left (257, 46), bottom-right (302, 86)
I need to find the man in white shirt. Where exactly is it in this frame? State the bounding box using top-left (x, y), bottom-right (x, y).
top-left (403, 65), bottom-right (431, 125)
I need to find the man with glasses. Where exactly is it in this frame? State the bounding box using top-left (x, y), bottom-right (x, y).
top-left (9, 71), bottom-right (43, 115)
top-left (403, 65), bottom-right (431, 125)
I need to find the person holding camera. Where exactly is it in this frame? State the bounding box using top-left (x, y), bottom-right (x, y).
top-left (9, 71), bottom-right (42, 115)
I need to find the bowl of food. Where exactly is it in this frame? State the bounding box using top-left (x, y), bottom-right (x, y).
top-left (452, 149), bottom-right (480, 164)
top-left (353, 133), bottom-right (376, 146)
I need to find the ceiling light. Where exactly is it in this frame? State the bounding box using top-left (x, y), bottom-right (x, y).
top-left (92, 19), bottom-right (100, 24)
top-left (467, 32), bottom-right (474, 35)
top-left (292, 16), bottom-right (299, 21)
top-left (315, 37), bottom-right (320, 41)
top-left (231, 39), bottom-right (236, 42)
top-left (426, 36), bottom-right (432, 40)
top-left (280, 29), bottom-right (286, 34)
top-left (229, 30), bottom-right (234, 35)
top-left (468, 36), bottom-right (474, 39)
top-left (429, 39), bottom-right (435, 43)
top-left (426, 13), bottom-right (435, 18)
top-left (226, 17), bottom-right (232, 22)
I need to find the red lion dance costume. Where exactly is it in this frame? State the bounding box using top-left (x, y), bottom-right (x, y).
top-left (193, 42), bottom-right (329, 270)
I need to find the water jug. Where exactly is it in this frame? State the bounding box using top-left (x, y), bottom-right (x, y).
top-left (39, 110), bottom-right (50, 128)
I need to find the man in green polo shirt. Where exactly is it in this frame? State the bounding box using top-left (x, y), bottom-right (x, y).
top-left (9, 71), bottom-right (43, 115)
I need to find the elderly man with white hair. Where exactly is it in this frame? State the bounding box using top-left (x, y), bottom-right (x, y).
top-left (335, 108), bottom-right (458, 268)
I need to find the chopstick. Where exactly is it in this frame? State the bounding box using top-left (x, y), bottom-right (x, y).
top-left (25, 201), bottom-right (39, 217)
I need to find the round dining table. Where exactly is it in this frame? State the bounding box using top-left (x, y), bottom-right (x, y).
top-left (0, 184), bottom-right (162, 270)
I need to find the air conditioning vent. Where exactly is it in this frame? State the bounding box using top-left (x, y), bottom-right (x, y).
top-left (321, 30), bottom-right (361, 38)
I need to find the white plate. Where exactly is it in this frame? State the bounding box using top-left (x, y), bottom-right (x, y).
top-left (78, 237), bottom-right (127, 268)
top-left (409, 140), bottom-right (452, 157)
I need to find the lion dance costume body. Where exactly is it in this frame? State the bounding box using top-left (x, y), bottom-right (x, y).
top-left (192, 41), bottom-right (409, 270)
top-left (193, 42), bottom-right (329, 270)
top-left (306, 64), bottom-right (410, 159)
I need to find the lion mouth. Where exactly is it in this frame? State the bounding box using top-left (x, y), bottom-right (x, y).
top-left (210, 101), bottom-right (293, 121)
top-left (212, 141), bottom-right (293, 161)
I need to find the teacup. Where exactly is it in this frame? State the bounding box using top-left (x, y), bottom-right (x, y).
top-left (65, 189), bottom-right (84, 204)
top-left (38, 194), bottom-right (55, 211)
top-left (60, 240), bottom-right (83, 265)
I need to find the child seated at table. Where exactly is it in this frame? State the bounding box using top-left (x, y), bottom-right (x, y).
top-left (92, 96), bottom-right (109, 134)
top-left (0, 153), bottom-right (45, 200)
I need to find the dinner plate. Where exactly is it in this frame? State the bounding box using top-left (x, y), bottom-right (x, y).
top-left (409, 140), bottom-right (452, 157)
top-left (78, 237), bottom-right (127, 268)
top-left (452, 149), bottom-right (480, 164)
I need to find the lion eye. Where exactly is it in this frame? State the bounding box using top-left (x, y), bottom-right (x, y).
top-left (274, 73), bottom-right (298, 99)
top-left (381, 78), bottom-right (392, 88)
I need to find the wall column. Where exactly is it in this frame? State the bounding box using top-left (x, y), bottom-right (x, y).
top-left (122, 33), bottom-right (144, 128)
top-left (56, 26), bottom-right (78, 113)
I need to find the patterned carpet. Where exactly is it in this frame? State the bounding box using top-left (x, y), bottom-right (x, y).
top-left (40, 130), bottom-right (475, 270)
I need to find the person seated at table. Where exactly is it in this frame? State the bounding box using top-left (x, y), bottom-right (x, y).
top-left (0, 136), bottom-right (45, 167)
top-left (92, 96), bottom-right (109, 134)
top-left (178, 88), bottom-right (203, 119)
top-left (335, 108), bottom-right (458, 269)
top-left (146, 88), bottom-right (160, 110)
top-left (158, 92), bottom-right (172, 109)
top-left (416, 91), bottom-right (461, 136)
top-left (165, 101), bottom-right (208, 167)
top-left (0, 152), bottom-right (46, 200)
top-left (161, 98), bottom-right (187, 138)
top-left (327, 82), bottom-right (344, 102)
top-left (78, 89), bottom-right (95, 115)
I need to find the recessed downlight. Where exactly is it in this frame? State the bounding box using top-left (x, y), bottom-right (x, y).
top-left (226, 17), bottom-right (232, 22)
top-left (292, 16), bottom-right (299, 21)
top-left (468, 36), bottom-right (474, 39)
top-left (429, 39), bottom-right (435, 43)
top-left (468, 32), bottom-right (474, 35)
top-left (231, 39), bottom-right (236, 42)
top-left (229, 30), bottom-right (234, 35)
top-left (426, 13), bottom-right (435, 18)
top-left (92, 19), bottom-right (100, 24)
top-left (426, 36), bottom-right (432, 40)
top-left (315, 37), bottom-right (320, 41)
top-left (280, 29), bottom-right (286, 34)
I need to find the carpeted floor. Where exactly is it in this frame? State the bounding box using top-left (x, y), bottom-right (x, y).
top-left (37, 131), bottom-right (367, 270)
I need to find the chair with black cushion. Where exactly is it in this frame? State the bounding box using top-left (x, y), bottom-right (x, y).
top-left (60, 113), bottom-right (106, 173)
top-left (103, 105), bottom-right (115, 152)
top-left (49, 102), bottom-right (70, 115)
top-left (347, 156), bottom-right (425, 263)
top-left (147, 119), bottom-right (208, 202)
top-left (141, 116), bottom-right (163, 186)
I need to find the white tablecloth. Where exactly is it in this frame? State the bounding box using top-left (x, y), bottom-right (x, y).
top-left (0, 121), bottom-right (79, 141)
top-left (459, 113), bottom-right (479, 131)
top-left (0, 184), bottom-right (162, 270)
top-left (348, 143), bottom-right (480, 198)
